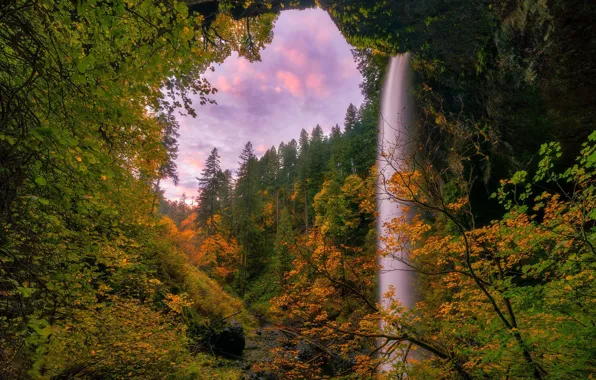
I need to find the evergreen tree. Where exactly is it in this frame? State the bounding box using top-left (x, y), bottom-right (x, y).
top-left (218, 169), bottom-right (234, 233)
top-left (197, 148), bottom-right (222, 235)
top-left (234, 142), bottom-right (260, 295)
top-left (265, 146), bottom-right (281, 227)
top-left (156, 111), bottom-right (181, 186)
top-left (236, 142), bottom-right (258, 216)
top-left (280, 139), bottom-right (298, 191)
top-left (308, 125), bottom-right (330, 192)
top-left (151, 112), bottom-right (180, 214)
top-left (298, 128), bottom-right (310, 156)
top-left (297, 129), bottom-right (311, 231)
top-left (344, 103), bottom-right (358, 133)
top-left (329, 124), bottom-right (345, 178)
top-left (261, 146), bottom-right (279, 191)
top-left (352, 103), bottom-right (378, 176)
top-left (273, 208), bottom-right (294, 285)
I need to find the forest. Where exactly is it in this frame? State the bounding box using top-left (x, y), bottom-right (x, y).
top-left (1, 0), bottom-right (594, 379)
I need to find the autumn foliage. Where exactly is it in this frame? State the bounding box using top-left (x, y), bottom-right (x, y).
top-left (259, 133), bottom-right (596, 379)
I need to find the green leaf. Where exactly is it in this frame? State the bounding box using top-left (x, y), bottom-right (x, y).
top-left (77, 59), bottom-right (88, 73)
top-left (35, 176), bottom-right (47, 186)
top-left (18, 286), bottom-right (36, 298)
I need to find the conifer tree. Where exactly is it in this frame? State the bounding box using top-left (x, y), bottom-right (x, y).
top-left (308, 125), bottom-right (330, 192)
top-left (273, 208), bottom-right (294, 285)
top-left (280, 139), bottom-right (298, 192)
top-left (218, 169), bottom-right (234, 233)
top-left (297, 129), bottom-right (311, 231)
top-left (197, 148), bottom-right (222, 235)
top-left (151, 112), bottom-right (181, 214)
top-left (235, 142), bottom-right (259, 295)
top-left (329, 124), bottom-right (345, 178)
top-left (344, 103), bottom-right (358, 133)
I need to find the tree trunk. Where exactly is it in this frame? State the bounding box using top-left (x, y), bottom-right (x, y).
top-left (150, 178), bottom-right (161, 216)
top-left (241, 233), bottom-right (247, 297)
top-left (276, 189), bottom-right (279, 232)
top-left (304, 190), bottom-right (308, 232)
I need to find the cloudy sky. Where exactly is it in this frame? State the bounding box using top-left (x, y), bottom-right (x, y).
top-left (162, 9), bottom-right (364, 201)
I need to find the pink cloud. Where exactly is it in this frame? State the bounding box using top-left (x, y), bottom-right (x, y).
top-left (274, 46), bottom-right (308, 67)
top-left (161, 180), bottom-right (197, 202)
top-left (340, 57), bottom-right (359, 79)
top-left (315, 28), bottom-right (332, 44)
top-left (256, 144), bottom-right (267, 154)
top-left (216, 76), bottom-right (231, 93)
top-left (184, 156), bottom-right (204, 171)
top-left (277, 70), bottom-right (302, 96)
top-left (235, 58), bottom-right (252, 74)
top-left (306, 73), bottom-right (329, 97)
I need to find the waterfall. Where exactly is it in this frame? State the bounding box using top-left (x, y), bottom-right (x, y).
top-left (377, 52), bottom-right (416, 370)
top-left (377, 55), bottom-right (417, 375)
top-left (377, 54), bottom-right (415, 311)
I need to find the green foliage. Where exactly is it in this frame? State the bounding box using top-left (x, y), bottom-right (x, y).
top-left (273, 208), bottom-right (294, 283)
top-left (0, 0), bottom-right (272, 377)
top-left (402, 132), bottom-right (596, 379)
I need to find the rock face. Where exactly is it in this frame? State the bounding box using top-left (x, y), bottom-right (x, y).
top-left (210, 323), bottom-right (246, 357)
top-left (296, 341), bottom-right (318, 361)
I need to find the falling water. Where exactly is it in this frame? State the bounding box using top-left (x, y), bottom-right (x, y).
top-left (377, 54), bottom-right (416, 312)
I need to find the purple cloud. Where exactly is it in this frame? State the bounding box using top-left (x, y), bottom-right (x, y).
top-left (162, 9), bottom-right (364, 201)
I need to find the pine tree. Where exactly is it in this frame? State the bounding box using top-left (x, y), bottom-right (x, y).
top-left (280, 139), bottom-right (298, 190)
top-left (151, 111), bottom-right (180, 214)
top-left (344, 103), bottom-right (358, 133)
top-left (273, 208), bottom-right (294, 285)
top-left (297, 129), bottom-right (310, 231)
top-left (235, 142), bottom-right (259, 296)
top-left (197, 148), bottom-right (222, 235)
top-left (218, 169), bottom-right (234, 233)
top-left (352, 103), bottom-right (377, 176)
top-left (329, 124), bottom-right (345, 178)
top-left (308, 125), bottom-right (330, 192)
top-left (261, 146), bottom-right (279, 191)
top-left (236, 142), bottom-right (258, 215)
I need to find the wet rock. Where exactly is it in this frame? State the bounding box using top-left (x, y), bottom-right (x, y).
top-left (296, 341), bottom-right (318, 362)
top-left (210, 323), bottom-right (246, 357)
top-left (327, 354), bottom-right (355, 374)
top-left (245, 370), bottom-right (278, 380)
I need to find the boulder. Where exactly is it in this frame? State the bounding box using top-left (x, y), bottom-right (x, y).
top-left (210, 323), bottom-right (246, 357)
top-left (296, 341), bottom-right (318, 361)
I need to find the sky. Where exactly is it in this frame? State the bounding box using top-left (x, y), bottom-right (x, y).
top-left (162, 9), bottom-right (364, 201)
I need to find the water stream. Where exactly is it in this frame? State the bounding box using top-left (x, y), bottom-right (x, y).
top-left (377, 54), bottom-right (416, 312)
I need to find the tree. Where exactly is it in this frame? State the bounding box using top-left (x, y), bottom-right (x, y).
top-left (297, 129), bottom-right (311, 231)
top-left (152, 112), bottom-right (181, 214)
top-left (308, 125), bottom-right (329, 193)
top-left (273, 208), bottom-right (294, 286)
top-left (218, 169), bottom-right (235, 232)
top-left (235, 142), bottom-right (260, 295)
top-left (328, 124), bottom-right (345, 178)
top-left (197, 148), bottom-right (223, 235)
top-left (344, 103), bottom-right (359, 133)
top-left (279, 139), bottom-right (298, 194)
